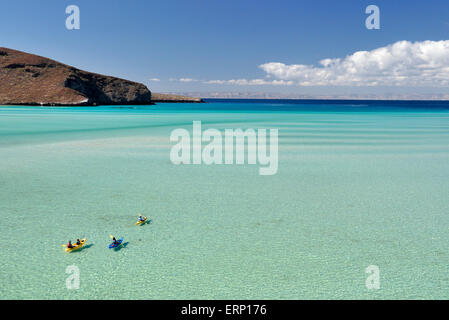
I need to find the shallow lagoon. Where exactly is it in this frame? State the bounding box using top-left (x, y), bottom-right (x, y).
top-left (1, 100), bottom-right (449, 299)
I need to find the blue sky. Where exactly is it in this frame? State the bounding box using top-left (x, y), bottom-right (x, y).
top-left (1, 0), bottom-right (449, 96)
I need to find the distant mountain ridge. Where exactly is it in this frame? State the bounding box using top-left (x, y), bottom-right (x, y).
top-left (171, 91), bottom-right (449, 101)
top-left (151, 93), bottom-right (203, 103)
top-left (0, 47), bottom-right (153, 106)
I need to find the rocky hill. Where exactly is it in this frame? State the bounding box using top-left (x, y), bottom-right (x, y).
top-left (0, 47), bottom-right (152, 106)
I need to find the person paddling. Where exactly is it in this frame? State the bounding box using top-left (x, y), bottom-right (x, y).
top-left (112, 237), bottom-right (119, 245)
top-left (67, 241), bottom-right (74, 249)
top-left (76, 239), bottom-right (81, 246)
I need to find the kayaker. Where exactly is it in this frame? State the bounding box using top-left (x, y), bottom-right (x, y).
top-left (112, 237), bottom-right (119, 245)
top-left (138, 215), bottom-right (145, 222)
top-left (67, 241), bottom-right (73, 249)
top-left (76, 239), bottom-right (81, 245)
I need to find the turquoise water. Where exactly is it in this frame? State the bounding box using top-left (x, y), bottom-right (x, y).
top-left (1, 100), bottom-right (449, 299)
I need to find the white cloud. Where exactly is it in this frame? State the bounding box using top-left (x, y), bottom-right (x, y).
top-left (149, 78), bottom-right (160, 82)
top-left (168, 78), bottom-right (199, 82)
top-left (179, 78), bottom-right (198, 82)
top-left (259, 40), bottom-right (449, 87)
top-left (204, 79), bottom-right (294, 86)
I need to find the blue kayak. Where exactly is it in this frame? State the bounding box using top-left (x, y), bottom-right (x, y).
top-left (108, 238), bottom-right (123, 249)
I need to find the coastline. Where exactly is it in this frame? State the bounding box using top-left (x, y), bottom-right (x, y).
top-left (151, 93), bottom-right (204, 103)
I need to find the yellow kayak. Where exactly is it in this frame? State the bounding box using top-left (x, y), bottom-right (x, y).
top-left (64, 239), bottom-right (87, 252)
top-left (136, 217), bottom-right (147, 226)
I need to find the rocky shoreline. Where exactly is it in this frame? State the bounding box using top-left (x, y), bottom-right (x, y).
top-left (0, 48), bottom-right (202, 106)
